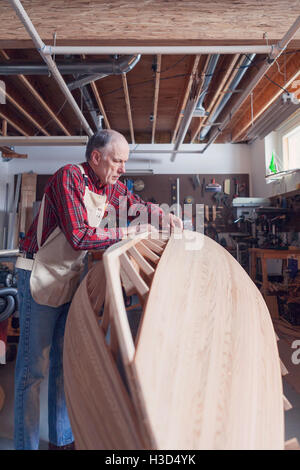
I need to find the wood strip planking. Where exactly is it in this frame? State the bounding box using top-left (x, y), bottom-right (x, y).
top-left (122, 73), bottom-right (135, 144)
top-left (134, 232), bottom-right (284, 449)
top-left (151, 54), bottom-right (161, 144)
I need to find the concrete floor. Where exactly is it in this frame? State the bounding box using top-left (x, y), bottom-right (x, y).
top-left (1, 356), bottom-right (300, 450)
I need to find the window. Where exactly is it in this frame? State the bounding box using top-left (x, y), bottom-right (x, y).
top-left (282, 124), bottom-right (300, 171)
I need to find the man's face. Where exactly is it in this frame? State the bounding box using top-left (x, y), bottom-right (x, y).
top-left (91, 138), bottom-right (129, 185)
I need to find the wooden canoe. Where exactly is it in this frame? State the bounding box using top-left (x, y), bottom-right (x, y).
top-left (63, 230), bottom-right (284, 450)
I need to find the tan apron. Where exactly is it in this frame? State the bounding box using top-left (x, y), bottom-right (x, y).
top-left (16, 164), bottom-right (107, 307)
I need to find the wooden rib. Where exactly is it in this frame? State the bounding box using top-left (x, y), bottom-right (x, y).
top-left (146, 237), bottom-right (167, 248)
top-left (120, 266), bottom-right (137, 297)
top-left (122, 73), bottom-right (135, 144)
top-left (2, 119), bottom-right (7, 136)
top-left (101, 299), bottom-right (110, 335)
top-left (0, 110), bottom-right (29, 136)
top-left (280, 358), bottom-right (288, 376)
top-left (151, 54), bottom-right (161, 144)
top-left (142, 239), bottom-right (164, 254)
top-left (283, 394), bottom-right (292, 411)
top-left (120, 253), bottom-right (149, 299)
top-left (285, 438), bottom-right (300, 450)
top-left (191, 54), bottom-right (240, 142)
top-left (136, 242), bottom-right (160, 264)
top-left (90, 81), bottom-right (111, 129)
top-left (5, 90), bottom-right (50, 136)
top-left (0, 49), bottom-right (9, 60)
top-left (172, 55), bottom-right (200, 143)
top-left (128, 246), bottom-right (155, 277)
top-left (0, 146), bottom-right (27, 159)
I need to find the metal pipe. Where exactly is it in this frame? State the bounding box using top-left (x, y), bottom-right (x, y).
top-left (171, 55), bottom-right (218, 161)
top-left (199, 54), bottom-right (255, 140)
top-left (200, 15), bottom-right (300, 153)
top-left (9, 0), bottom-right (94, 137)
top-left (0, 55), bottom-right (141, 76)
top-left (0, 249), bottom-right (19, 257)
top-left (43, 45), bottom-right (273, 56)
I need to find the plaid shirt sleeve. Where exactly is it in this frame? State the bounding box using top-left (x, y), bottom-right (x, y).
top-left (48, 165), bottom-right (123, 250)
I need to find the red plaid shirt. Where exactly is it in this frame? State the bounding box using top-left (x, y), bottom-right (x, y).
top-left (21, 162), bottom-right (163, 254)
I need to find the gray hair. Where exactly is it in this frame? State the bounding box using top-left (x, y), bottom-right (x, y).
top-left (85, 130), bottom-right (113, 161)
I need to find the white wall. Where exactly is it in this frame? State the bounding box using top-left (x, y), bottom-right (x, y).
top-left (0, 141), bottom-right (252, 212)
top-left (4, 142), bottom-right (252, 175)
top-left (250, 138), bottom-right (300, 197)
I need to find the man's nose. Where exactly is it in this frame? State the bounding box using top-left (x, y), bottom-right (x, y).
top-left (119, 163), bottom-right (125, 173)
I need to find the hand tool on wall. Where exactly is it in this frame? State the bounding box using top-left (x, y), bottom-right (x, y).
top-left (205, 178), bottom-right (222, 192)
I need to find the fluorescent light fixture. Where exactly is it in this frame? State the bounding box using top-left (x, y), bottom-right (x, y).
top-left (125, 169), bottom-right (154, 175)
top-left (247, 93), bottom-right (300, 142)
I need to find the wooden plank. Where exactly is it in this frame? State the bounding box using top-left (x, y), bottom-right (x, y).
top-left (2, 1), bottom-right (300, 46)
top-left (134, 232), bottom-right (284, 449)
top-left (151, 54), bottom-right (161, 144)
top-left (128, 246), bottom-right (155, 277)
top-left (120, 253), bottom-right (149, 299)
top-left (19, 173), bottom-right (37, 237)
top-left (0, 110), bottom-right (29, 136)
top-left (122, 73), bottom-right (135, 144)
top-left (142, 239), bottom-right (164, 254)
top-left (0, 146), bottom-right (27, 159)
top-left (136, 242), bottom-right (160, 264)
top-left (5, 90), bottom-right (50, 136)
top-left (2, 119), bottom-right (7, 136)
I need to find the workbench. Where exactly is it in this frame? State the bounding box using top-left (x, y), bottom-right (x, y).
top-left (249, 248), bottom-right (300, 293)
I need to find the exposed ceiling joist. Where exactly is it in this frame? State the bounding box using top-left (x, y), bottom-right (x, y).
top-left (90, 81), bottom-right (111, 130)
top-left (172, 55), bottom-right (200, 143)
top-left (122, 73), bottom-right (135, 144)
top-left (0, 145), bottom-right (27, 158)
top-left (231, 54), bottom-right (300, 142)
top-left (0, 110), bottom-right (29, 136)
top-left (1, 49), bottom-right (71, 136)
top-left (191, 54), bottom-right (240, 142)
top-left (151, 54), bottom-right (161, 144)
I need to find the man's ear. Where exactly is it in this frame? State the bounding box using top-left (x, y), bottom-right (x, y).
top-left (90, 149), bottom-right (102, 166)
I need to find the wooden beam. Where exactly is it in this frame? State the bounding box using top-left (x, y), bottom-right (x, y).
top-left (1, 48), bottom-right (71, 135)
top-left (122, 73), bottom-right (135, 144)
top-left (231, 52), bottom-right (300, 142)
top-left (19, 75), bottom-right (71, 135)
top-left (191, 54), bottom-right (240, 142)
top-left (5, 89), bottom-right (50, 136)
top-left (151, 54), bottom-right (161, 144)
top-left (0, 146), bottom-right (27, 159)
top-left (0, 110), bottom-right (29, 136)
top-left (90, 81), bottom-right (111, 130)
top-left (172, 55), bottom-right (200, 143)
top-left (2, 119), bottom-right (7, 136)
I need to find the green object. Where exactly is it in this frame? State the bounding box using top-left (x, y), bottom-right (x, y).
top-left (269, 151), bottom-right (277, 174)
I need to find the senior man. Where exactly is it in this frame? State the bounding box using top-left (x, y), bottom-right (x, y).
top-left (14, 129), bottom-right (182, 450)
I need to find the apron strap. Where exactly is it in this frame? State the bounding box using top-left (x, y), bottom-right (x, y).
top-left (36, 164), bottom-right (89, 249)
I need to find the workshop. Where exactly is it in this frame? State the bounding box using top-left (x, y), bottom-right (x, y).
top-left (0, 0), bottom-right (300, 452)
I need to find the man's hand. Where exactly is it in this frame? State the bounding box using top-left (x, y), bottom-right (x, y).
top-left (165, 213), bottom-right (183, 232)
top-left (124, 223), bottom-right (158, 238)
